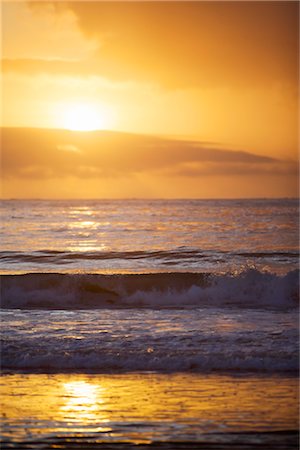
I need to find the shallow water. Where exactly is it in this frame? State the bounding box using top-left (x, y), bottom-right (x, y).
top-left (1, 308), bottom-right (298, 374)
top-left (0, 373), bottom-right (298, 447)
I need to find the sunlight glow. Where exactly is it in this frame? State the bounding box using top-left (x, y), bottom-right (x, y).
top-left (64, 380), bottom-right (99, 400)
top-left (62, 380), bottom-right (107, 422)
top-left (62, 103), bottom-right (109, 131)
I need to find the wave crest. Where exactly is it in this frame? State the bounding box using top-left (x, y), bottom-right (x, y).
top-left (1, 269), bottom-right (298, 310)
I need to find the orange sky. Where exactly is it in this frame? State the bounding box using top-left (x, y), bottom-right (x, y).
top-left (1, 1), bottom-right (299, 198)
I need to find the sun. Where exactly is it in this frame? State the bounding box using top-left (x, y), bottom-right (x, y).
top-left (62, 103), bottom-right (108, 131)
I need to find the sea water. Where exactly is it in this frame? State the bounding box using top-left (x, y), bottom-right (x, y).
top-left (0, 199), bottom-right (299, 448)
top-left (1, 198), bottom-right (298, 274)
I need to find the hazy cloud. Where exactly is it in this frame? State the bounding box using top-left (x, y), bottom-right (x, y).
top-left (2, 2), bottom-right (298, 89)
top-left (63, 2), bottom-right (298, 89)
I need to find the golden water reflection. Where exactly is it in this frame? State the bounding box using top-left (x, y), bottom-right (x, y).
top-left (61, 380), bottom-right (108, 423)
top-left (0, 373), bottom-right (298, 442)
top-left (72, 220), bottom-right (97, 229)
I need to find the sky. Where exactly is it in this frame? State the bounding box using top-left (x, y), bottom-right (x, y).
top-left (1, 1), bottom-right (299, 199)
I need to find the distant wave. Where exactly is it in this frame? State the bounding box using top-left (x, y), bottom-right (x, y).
top-left (1, 249), bottom-right (298, 263)
top-left (1, 269), bottom-right (298, 310)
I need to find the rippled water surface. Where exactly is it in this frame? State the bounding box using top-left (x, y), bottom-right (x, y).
top-left (1, 373), bottom-right (298, 447)
top-left (2, 308), bottom-right (298, 373)
top-left (1, 199), bottom-right (298, 273)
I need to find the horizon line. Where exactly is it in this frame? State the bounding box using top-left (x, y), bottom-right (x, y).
top-left (1, 197), bottom-right (299, 201)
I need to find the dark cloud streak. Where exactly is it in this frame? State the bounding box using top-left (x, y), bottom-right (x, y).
top-left (2, 127), bottom-right (297, 180)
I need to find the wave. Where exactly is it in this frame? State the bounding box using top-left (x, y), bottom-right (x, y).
top-left (1, 269), bottom-right (298, 310)
top-left (2, 345), bottom-right (297, 374)
top-left (1, 249), bottom-right (298, 263)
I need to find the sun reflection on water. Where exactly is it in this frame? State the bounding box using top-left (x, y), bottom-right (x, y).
top-left (0, 374), bottom-right (298, 443)
top-left (62, 380), bottom-right (108, 423)
top-left (77, 220), bottom-right (97, 228)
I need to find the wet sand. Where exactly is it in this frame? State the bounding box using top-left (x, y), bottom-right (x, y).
top-left (0, 373), bottom-right (298, 449)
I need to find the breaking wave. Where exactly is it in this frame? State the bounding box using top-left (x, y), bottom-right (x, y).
top-left (1, 269), bottom-right (298, 310)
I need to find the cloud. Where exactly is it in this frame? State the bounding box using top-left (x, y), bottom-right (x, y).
top-left (2, 2), bottom-right (98, 61)
top-left (62, 2), bottom-right (298, 89)
top-left (2, 127), bottom-right (297, 181)
top-left (2, 2), bottom-right (298, 89)
top-left (164, 161), bottom-right (298, 178)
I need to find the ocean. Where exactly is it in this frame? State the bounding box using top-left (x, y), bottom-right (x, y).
top-left (0, 198), bottom-right (299, 449)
